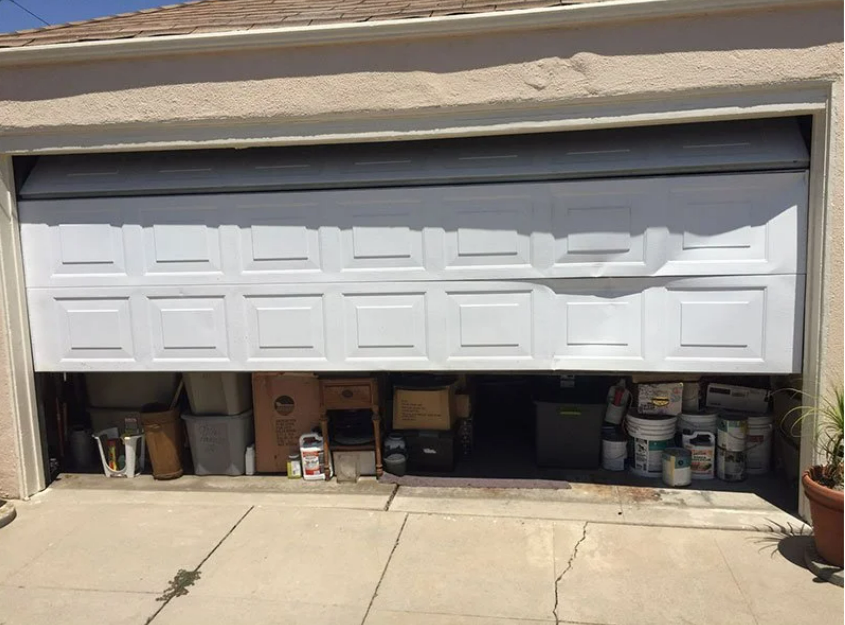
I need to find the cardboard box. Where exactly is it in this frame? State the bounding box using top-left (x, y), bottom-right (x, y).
top-left (393, 385), bottom-right (456, 431)
top-left (252, 373), bottom-right (321, 473)
top-left (636, 383), bottom-right (683, 416)
top-left (705, 383), bottom-right (770, 413)
top-left (455, 393), bottom-right (472, 420)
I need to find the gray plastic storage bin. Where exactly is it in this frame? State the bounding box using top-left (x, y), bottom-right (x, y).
top-left (85, 373), bottom-right (180, 409)
top-left (184, 372), bottom-right (252, 416)
top-left (535, 402), bottom-right (604, 469)
top-left (182, 410), bottom-right (254, 476)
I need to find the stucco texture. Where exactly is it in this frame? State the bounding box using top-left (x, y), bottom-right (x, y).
top-left (0, 2), bottom-right (841, 496)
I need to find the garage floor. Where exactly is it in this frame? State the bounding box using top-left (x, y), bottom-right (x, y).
top-left (0, 481), bottom-right (837, 625)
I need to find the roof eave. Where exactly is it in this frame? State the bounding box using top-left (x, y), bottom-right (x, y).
top-left (0, 0), bottom-right (831, 66)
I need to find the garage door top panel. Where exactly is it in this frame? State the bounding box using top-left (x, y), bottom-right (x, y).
top-left (19, 119), bottom-right (808, 199)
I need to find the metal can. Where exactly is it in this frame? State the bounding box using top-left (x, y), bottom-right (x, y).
top-left (717, 447), bottom-right (747, 482)
top-left (287, 454), bottom-right (302, 479)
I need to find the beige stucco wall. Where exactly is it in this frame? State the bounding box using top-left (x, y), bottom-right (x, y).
top-left (0, 2), bottom-right (841, 497)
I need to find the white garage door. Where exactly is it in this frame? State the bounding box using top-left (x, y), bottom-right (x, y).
top-left (18, 120), bottom-right (808, 373)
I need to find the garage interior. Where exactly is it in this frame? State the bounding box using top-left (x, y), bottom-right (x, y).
top-left (16, 116), bottom-right (813, 514)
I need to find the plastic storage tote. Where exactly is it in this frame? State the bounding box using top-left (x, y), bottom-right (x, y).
top-left (184, 372), bottom-right (253, 416)
top-left (182, 410), bottom-right (254, 476)
top-left (85, 372), bottom-right (180, 409)
top-left (535, 402), bottom-right (604, 469)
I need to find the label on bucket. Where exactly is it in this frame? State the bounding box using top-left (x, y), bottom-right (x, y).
top-left (631, 437), bottom-right (671, 475)
top-left (717, 418), bottom-right (748, 452)
top-left (717, 448), bottom-right (746, 481)
top-left (688, 446), bottom-right (715, 479)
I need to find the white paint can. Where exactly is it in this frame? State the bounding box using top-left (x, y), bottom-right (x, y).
top-left (746, 414), bottom-right (774, 475)
top-left (626, 413), bottom-right (677, 478)
top-left (601, 426), bottom-right (627, 471)
top-left (662, 448), bottom-right (692, 487)
top-left (717, 447), bottom-right (747, 482)
top-left (717, 412), bottom-right (748, 452)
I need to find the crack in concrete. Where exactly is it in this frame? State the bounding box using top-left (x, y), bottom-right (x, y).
top-left (553, 521), bottom-right (589, 625)
top-left (145, 505), bottom-right (255, 625)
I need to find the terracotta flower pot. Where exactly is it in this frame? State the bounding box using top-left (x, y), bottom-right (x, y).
top-left (802, 467), bottom-right (843, 568)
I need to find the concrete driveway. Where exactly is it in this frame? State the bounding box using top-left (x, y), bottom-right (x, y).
top-left (0, 478), bottom-right (839, 625)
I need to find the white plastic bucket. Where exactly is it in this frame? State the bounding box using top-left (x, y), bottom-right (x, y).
top-left (717, 413), bottom-right (748, 452)
top-left (746, 414), bottom-right (774, 475)
top-left (601, 427), bottom-right (627, 471)
top-left (683, 431), bottom-right (716, 480)
top-left (677, 411), bottom-right (718, 435)
top-left (626, 413), bottom-right (677, 477)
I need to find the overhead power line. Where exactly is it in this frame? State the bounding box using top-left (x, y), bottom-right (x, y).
top-left (3, 0), bottom-right (50, 26)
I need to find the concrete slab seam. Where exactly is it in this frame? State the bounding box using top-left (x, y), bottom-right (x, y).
top-left (383, 485), bottom-right (399, 511)
top-left (145, 505), bottom-right (255, 625)
top-left (713, 532), bottom-right (763, 625)
top-left (553, 521), bottom-right (589, 625)
top-left (361, 512), bottom-right (409, 625)
top-left (388, 507), bottom-right (804, 533)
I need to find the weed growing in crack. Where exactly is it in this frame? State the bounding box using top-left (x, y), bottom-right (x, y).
top-left (157, 569), bottom-right (201, 603)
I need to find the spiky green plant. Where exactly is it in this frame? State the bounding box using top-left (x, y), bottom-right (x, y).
top-left (787, 386), bottom-right (844, 490)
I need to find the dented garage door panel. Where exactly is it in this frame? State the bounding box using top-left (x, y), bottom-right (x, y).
top-left (25, 275), bottom-right (803, 373)
top-left (19, 172), bottom-right (807, 288)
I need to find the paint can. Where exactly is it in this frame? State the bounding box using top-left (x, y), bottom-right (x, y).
top-left (717, 447), bottom-right (747, 482)
top-left (601, 425), bottom-right (627, 472)
top-left (662, 448), bottom-right (692, 487)
top-left (683, 431), bottom-right (716, 480)
top-left (717, 412), bottom-right (748, 452)
top-left (746, 414), bottom-right (774, 475)
top-left (626, 413), bottom-right (677, 478)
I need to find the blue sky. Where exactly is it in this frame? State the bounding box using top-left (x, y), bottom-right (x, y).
top-left (0, 0), bottom-right (172, 34)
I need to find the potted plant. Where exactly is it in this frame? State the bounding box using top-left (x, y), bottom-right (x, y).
top-left (793, 386), bottom-right (843, 567)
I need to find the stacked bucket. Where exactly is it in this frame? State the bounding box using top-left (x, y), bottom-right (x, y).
top-left (601, 379), bottom-right (775, 485)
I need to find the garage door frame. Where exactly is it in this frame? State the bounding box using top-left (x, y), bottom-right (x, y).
top-left (0, 86), bottom-right (835, 515)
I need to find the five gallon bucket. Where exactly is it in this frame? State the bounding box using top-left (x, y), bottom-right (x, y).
top-left (717, 412), bottom-right (748, 481)
top-left (746, 414), bottom-right (774, 475)
top-left (677, 411), bottom-right (718, 436)
top-left (626, 413), bottom-right (677, 477)
top-left (601, 425), bottom-right (627, 471)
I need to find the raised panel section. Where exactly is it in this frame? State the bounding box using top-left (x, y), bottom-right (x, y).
top-left (663, 172), bottom-right (806, 275)
top-left (551, 180), bottom-right (653, 272)
top-left (442, 187), bottom-right (534, 269)
top-left (664, 287), bottom-right (766, 363)
top-left (337, 192), bottom-right (425, 271)
top-left (556, 292), bottom-right (644, 361)
top-left (141, 204), bottom-right (221, 275)
top-left (245, 295), bottom-right (325, 360)
top-left (56, 297), bottom-right (134, 362)
top-left (149, 297), bottom-right (227, 361)
top-left (446, 291), bottom-right (533, 360)
top-left (238, 197), bottom-right (321, 274)
top-left (343, 293), bottom-right (427, 359)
